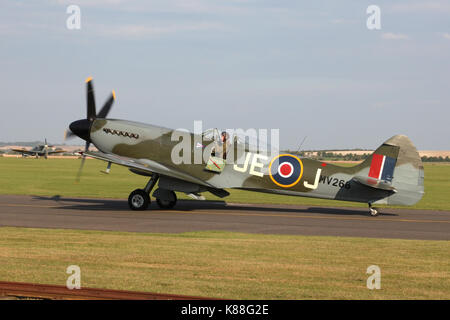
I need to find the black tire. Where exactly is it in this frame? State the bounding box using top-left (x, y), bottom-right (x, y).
top-left (156, 191), bottom-right (177, 209)
top-left (128, 189), bottom-right (150, 211)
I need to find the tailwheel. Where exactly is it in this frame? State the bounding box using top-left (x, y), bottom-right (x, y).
top-left (368, 204), bottom-right (379, 217)
top-left (155, 189), bottom-right (177, 209)
top-left (128, 189), bottom-right (150, 211)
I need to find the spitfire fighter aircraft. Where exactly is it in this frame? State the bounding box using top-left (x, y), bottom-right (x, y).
top-left (66, 78), bottom-right (424, 216)
top-left (12, 139), bottom-right (66, 159)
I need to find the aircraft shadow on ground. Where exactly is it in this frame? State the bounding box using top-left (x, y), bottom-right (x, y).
top-left (32, 195), bottom-right (129, 211)
top-left (32, 195), bottom-right (397, 217)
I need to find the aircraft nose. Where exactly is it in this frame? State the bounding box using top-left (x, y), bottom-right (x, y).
top-left (69, 119), bottom-right (91, 142)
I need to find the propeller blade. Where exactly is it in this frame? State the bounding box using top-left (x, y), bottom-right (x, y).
top-left (75, 141), bottom-right (90, 183)
top-left (75, 157), bottom-right (86, 183)
top-left (86, 77), bottom-right (96, 121)
top-left (64, 130), bottom-right (76, 140)
top-left (97, 90), bottom-right (115, 118)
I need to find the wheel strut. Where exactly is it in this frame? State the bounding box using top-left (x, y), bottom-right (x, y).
top-left (144, 174), bottom-right (159, 194)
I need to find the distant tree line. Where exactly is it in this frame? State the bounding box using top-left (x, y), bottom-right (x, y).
top-left (421, 156), bottom-right (450, 162)
top-left (292, 151), bottom-right (371, 161)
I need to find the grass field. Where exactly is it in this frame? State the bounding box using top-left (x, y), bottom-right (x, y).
top-left (0, 157), bottom-right (449, 210)
top-left (1, 157), bottom-right (449, 299)
top-left (0, 227), bottom-right (448, 299)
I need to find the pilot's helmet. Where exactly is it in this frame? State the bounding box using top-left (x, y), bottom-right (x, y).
top-left (221, 131), bottom-right (229, 142)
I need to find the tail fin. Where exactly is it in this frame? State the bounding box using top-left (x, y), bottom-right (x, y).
top-left (356, 135), bottom-right (424, 205)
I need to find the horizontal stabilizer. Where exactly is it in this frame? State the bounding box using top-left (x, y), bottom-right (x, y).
top-left (352, 176), bottom-right (397, 193)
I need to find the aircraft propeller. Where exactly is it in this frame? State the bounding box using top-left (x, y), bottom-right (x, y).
top-left (44, 138), bottom-right (48, 159)
top-left (65, 77), bottom-right (115, 181)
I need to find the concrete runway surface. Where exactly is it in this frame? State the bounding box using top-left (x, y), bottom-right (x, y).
top-left (0, 195), bottom-right (449, 240)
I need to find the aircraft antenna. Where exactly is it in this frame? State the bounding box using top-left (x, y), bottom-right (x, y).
top-left (294, 136), bottom-right (307, 155)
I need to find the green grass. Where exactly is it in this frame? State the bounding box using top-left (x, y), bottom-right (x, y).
top-left (0, 157), bottom-right (449, 210)
top-left (0, 227), bottom-right (448, 299)
top-left (0, 158), bottom-right (449, 299)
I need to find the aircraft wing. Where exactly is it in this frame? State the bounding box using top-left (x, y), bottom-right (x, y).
top-left (84, 151), bottom-right (217, 188)
top-left (47, 150), bottom-right (66, 154)
top-left (11, 149), bottom-right (35, 155)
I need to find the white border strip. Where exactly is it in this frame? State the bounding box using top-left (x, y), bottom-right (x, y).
top-left (378, 155), bottom-right (386, 180)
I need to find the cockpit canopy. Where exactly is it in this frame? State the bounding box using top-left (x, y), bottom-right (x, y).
top-left (201, 128), bottom-right (276, 153)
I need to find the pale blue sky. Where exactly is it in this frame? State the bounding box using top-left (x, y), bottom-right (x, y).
top-left (0, 0), bottom-right (449, 150)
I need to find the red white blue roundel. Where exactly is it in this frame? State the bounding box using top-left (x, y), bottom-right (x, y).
top-left (269, 154), bottom-right (304, 188)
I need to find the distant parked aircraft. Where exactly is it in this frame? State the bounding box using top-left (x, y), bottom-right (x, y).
top-left (12, 139), bottom-right (66, 159)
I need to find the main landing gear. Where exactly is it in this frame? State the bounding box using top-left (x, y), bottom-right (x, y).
top-left (368, 203), bottom-right (379, 217)
top-left (128, 189), bottom-right (150, 211)
top-left (127, 174), bottom-right (177, 210)
top-left (156, 193), bottom-right (177, 209)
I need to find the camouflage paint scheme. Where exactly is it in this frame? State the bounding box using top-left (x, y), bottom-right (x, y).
top-left (86, 118), bottom-right (424, 207)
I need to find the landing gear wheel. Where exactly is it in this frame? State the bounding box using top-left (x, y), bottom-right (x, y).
top-left (156, 191), bottom-right (177, 209)
top-left (369, 207), bottom-right (379, 217)
top-left (128, 189), bottom-right (150, 211)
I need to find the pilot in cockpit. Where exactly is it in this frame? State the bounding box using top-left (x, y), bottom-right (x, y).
top-left (211, 131), bottom-right (231, 160)
top-left (220, 131), bottom-right (230, 159)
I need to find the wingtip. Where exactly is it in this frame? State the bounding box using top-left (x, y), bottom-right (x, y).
top-left (85, 76), bottom-right (93, 83)
top-left (112, 90), bottom-right (116, 100)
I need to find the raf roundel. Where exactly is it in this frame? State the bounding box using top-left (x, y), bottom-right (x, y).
top-left (269, 154), bottom-right (304, 188)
